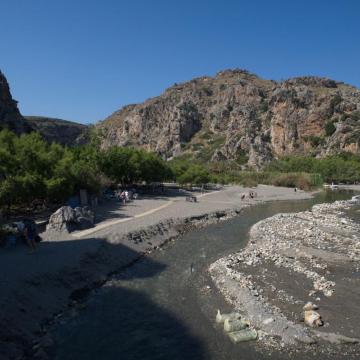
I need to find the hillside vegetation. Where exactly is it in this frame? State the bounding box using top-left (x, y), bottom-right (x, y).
top-left (169, 152), bottom-right (360, 189)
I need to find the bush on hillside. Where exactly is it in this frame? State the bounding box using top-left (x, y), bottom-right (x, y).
top-left (325, 121), bottom-right (336, 136)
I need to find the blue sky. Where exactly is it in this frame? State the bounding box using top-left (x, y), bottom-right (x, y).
top-left (2, 0), bottom-right (359, 124)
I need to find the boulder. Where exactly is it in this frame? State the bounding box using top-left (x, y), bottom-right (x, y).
top-left (47, 206), bottom-right (94, 233)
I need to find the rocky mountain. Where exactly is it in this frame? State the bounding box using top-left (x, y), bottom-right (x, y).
top-left (25, 116), bottom-right (87, 146)
top-left (99, 69), bottom-right (360, 168)
top-left (0, 70), bottom-right (87, 145)
top-left (0, 71), bottom-right (32, 134)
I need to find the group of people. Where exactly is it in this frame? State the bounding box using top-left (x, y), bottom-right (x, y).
top-left (116, 189), bottom-right (138, 205)
top-left (4, 219), bottom-right (39, 252)
top-left (240, 190), bottom-right (258, 200)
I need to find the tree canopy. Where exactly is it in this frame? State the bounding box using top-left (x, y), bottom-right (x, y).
top-left (266, 154), bottom-right (360, 183)
top-left (0, 130), bottom-right (173, 210)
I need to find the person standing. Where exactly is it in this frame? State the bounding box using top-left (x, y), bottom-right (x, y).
top-left (120, 191), bottom-right (126, 205)
top-left (23, 221), bottom-right (36, 252)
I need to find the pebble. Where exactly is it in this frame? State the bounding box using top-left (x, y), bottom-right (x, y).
top-left (211, 199), bottom-right (360, 349)
top-left (263, 318), bottom-right (274, 325)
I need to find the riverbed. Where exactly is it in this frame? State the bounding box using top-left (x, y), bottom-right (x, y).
top-left (50, 190), bottom-right (356, 360)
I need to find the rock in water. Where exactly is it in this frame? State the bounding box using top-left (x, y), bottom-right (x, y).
top-left (304, 309), bottom-right (323, 327)
top-left (303, 302), bottom-right (323, 327)
top-left (215, 309), bottom-right (241, 324)
top-left (224, 318), bottom-right (248, 332)
top-left (303, 302), bottom-right (318, 311)
top-left (227, 329), bottom-right (258, 343)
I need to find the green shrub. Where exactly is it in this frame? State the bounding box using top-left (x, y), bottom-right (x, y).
top-left (177, 164), bottom-right (210, 185)
top-left (330, 95), bottom-right (342, 110)
top-left (325, 121), bottom-right (336, 136)
top-left (266, 155), bottom-right (360, 183)
top-left (235, 150), bottom-right (249, 165)
top-left (259, 100), bottom-right (269, 113)
top-left (199, 131), bottom-right (213, 140)
top-left (304, 135), bottom-right (325, 147)
top-left (350, 111), bottom-right (360, 121)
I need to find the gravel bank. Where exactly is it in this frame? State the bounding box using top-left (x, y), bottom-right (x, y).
top-left (209, 199), bottom-right (360, 357)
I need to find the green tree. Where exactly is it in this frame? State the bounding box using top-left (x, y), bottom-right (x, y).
top-left (178, 164), bottom-right (210, 185)
top-left (99, 147), bottom-right (172, 185)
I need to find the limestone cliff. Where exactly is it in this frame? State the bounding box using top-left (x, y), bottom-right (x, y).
top-left (0, 70), bottom-right (87, 145)
top-left (0, 71), bottom-right (32, 134)
top-left (99, 69), bottom-right (360, 168)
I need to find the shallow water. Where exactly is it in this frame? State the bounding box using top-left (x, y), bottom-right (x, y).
top-left (52, 190), bottom-right (357, 360)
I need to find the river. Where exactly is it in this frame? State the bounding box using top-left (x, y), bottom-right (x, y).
top-left (51, 190), bottom-right (355, 360)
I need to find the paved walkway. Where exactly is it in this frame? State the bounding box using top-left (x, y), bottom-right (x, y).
top-left (73, 200), bottom-right (175, 238)
top-left (67, 185), bottom-right (313, 241)
top-left (72, 189), bottom-right (224, 238)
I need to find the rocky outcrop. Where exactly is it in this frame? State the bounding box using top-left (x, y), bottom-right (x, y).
top-left (46, 206), bottom-right (95, 233)
top-left (0, 71), bottom-right (32, 134)
top-left (99, 69), bottom-right (360, 168)
top-left (0, 70), bottom-right (87, 144)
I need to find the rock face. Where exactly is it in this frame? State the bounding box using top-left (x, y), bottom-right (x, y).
top-left (99, 69), bottom-right (360, 168)
top-left (0, 70), bottom-right (32, 134)
top-left (25, 116), bottom-right (88, 146)
top-left (0, 70), bottom-right (87, 144)
top-left (46, 206), bottom-right (95, 233)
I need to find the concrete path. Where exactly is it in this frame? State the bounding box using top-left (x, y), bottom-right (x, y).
top-left (68, 185), bottom-right (313, 241)
top-left (72, 200), bottom-right (175, 238)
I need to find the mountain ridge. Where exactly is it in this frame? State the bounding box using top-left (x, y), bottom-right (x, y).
top-left (0, 70), bottom-right (87, 145)
top-left (2, 68), bottom-right (360, 164)
top-left (98, 69), bottom-right (360, 168)
top-left (25, 116), bottom-right (87, 146)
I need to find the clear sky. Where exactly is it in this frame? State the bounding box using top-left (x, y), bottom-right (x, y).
top-left (1, 0), bottom-right (359, 124)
